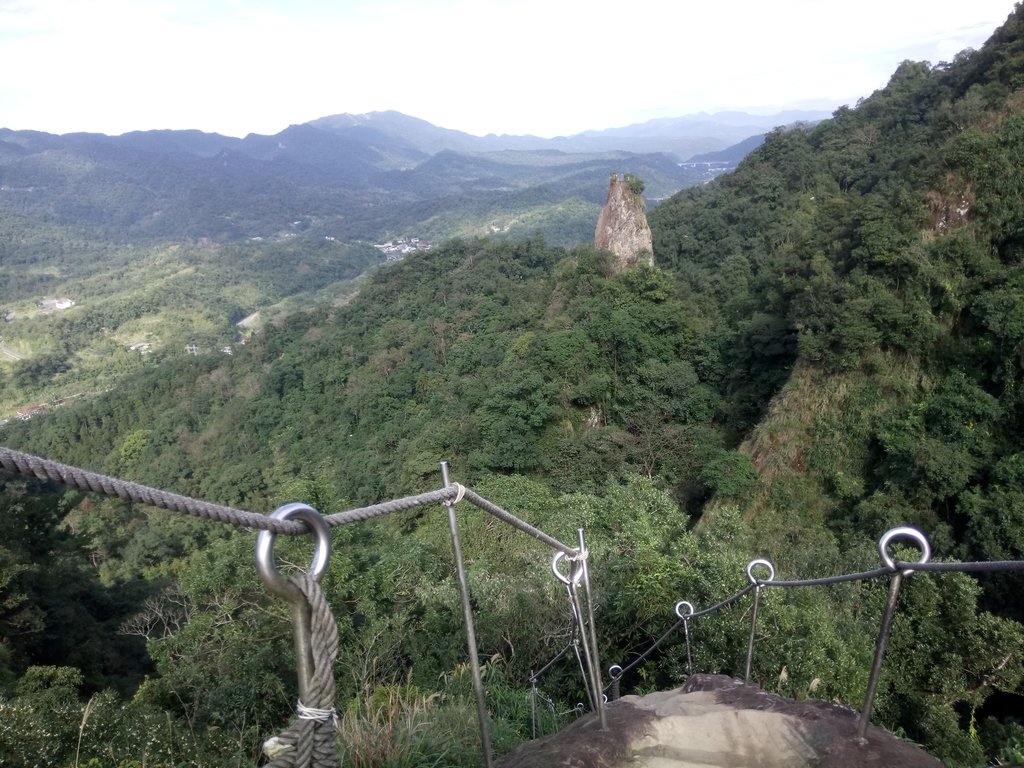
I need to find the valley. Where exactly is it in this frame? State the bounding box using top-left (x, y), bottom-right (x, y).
top-left (0, 109), bottom-right (795, 424)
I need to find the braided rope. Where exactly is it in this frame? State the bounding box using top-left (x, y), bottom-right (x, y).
top-left (0, 446), bottom-right (459, 534)
top-left (0, 447), bottom-right (576, 558)
top-left (323, 488), bottom-right (460, 526)
top-left (0, 446), bottom-right (302, 532)
top-left (462, 487), bottom-right (576, 555)
top-left (264, 574), bottom-right (340, 768)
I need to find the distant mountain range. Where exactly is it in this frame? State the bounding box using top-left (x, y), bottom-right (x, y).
top-left (307, 109), bottom-right (828, 159)
top-left (0, 109), bottom-right (829, 246)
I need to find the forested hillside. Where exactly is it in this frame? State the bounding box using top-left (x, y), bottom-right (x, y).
top-left (0, 123), bottom-right (695, 248)
top-left (0, 119), bottom-right (718, 422)
top-left (3, 5), bottom-right (1024, 766)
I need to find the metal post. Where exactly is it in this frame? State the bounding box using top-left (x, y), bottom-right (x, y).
top-left (530, 675), bottom-right (538, 739)
top-left (675, 601), bottom-right (696, 679)
top-left (744, 585), bottom-right (762, 684)
top-left (857, 573), bottom-right (903, 742)
top-left (440, 461), bottom-right (493, 768)
top-left (571, 636), bottom-right (596, 712)
top-left (858, 527), bottom-right (931, 743)
top-left (683, 618), bottom-right (693, 677)
top-left (577, 528), bottom-right (608, 730)
top-left (255, 503), bottom-right (331, 705)
top-left (291, 601), bottom-right (315, 704)
top-left (742, 559), bottom-right (774, 686)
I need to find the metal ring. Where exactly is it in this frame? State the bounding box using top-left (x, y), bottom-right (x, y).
top-left (449, 482), bottom-right (466, 504)
top-left (675, 600), bottom-right (696, 619)
top-left (551, 551), bottom-right (584, 586)
top-left (608, 664), bottom-right (623, 680)
top-left (878, 526), bottom-right (930, 573)
top-left (746, 558), bottom-right (775, 585)
top-left (255, 502), bottom-right (331, 601)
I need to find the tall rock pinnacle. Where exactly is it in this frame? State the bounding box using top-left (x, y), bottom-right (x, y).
top-left (594, 173), bottom-right (654, 272)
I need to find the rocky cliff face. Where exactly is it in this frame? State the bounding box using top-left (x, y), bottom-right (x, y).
top-left (496, 675), bottom-right (943, 768)
top-left (594, 174), bottom-right (654, 272)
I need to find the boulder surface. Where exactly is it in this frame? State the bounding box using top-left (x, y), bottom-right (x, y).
top-left (594, 175), bottom-right (654, 272)
top-left (496, 674), bottom-right (942, 768)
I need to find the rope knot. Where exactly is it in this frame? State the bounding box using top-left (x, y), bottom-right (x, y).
top-left (297, 701), bottom-right (338, 729)
top-left (568, 547), bottom-right (588, 562)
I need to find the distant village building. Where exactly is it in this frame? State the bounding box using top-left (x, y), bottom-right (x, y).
top-left (373, 237), bottom-right (432, 261)
top-left (36, 297), bottom-right (76, 313)
top-left (185, 343), bottom-right (199, 356)
top-left (678, 161), bottom-right (734, 184)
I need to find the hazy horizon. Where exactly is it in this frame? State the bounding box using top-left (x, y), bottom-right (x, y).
top-left (0, 0), bottom-right (1017, 139)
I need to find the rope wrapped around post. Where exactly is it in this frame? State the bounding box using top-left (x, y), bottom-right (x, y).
top-left (263, 574), bottom-right (340, 768)
top-left (257, 504), bottom-right (340, 768)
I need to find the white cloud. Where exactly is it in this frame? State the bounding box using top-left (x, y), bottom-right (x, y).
top-left (0, 0), bottom-right (1016, 136)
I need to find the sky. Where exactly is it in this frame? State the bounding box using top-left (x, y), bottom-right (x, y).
top-left (0, 0), bottom-right (1018, 138)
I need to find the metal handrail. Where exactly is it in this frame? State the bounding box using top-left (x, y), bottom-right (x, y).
top-left (607, 525), bottom-right (1024, 742)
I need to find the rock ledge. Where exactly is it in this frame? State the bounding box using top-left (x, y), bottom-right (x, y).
top-left (496, 674), bottom-right (942, 768)
top-left (594, 174), bottom-right (654, 272)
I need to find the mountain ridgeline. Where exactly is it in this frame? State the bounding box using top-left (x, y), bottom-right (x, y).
top-left (0, 110), bottom-right (810, 248)
top-left (0, 109), bottom-right (806, 412)
top-left (3, 5), bottom-right (1024, 766)
top-left (0, 112), bottom-right (797, 422)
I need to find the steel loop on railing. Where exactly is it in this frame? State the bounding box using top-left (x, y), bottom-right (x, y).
top-left (551, 550), bottom-right (585, 586)
top-left (537, 534), bottom-right (606, 730)
top-left (744, 558), bottom-right (774, 682)
top-left (878, 526), bottom-right (931, 575)
top-left (674, 600), bottom-right (696, 619)
top-left (255, 503), bottom-right (332, 705)
top-left (746, 558), bottom-right (776, 584)
top-left (857, 526), bottom-right (931, 741)
top-left (255, 503), bottom-right (332, 600)
top-left (674, 601), bottom-right (696, 676)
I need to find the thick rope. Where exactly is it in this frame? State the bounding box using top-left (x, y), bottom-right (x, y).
top-left (0, 446), bottom-right (459, 534)
top-left (0, 448), bottom-right (573, 555)
top-left (765, 567), bottom-right (891, 588)
top-left (0, 446), bottom-right (302, 531)
top-left (609, 617), bottom-right (685, 683)
top-left (685, 582), bottom-right (756, 621)
top-left (901, 560), bottom-right (1024, 573)
top-left (323, 487), bottom-right (461, 526)
top-left (264, 574), bottom-right (340, 768)
top-left (462, 487), bottom-right (577, 555)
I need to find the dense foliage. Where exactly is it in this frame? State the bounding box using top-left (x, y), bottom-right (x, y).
top-left (3, 5), bottom-right (1024, 766)
top-left (0, 214), bottom-right (383, 417)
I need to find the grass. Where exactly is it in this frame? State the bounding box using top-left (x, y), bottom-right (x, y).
top-left (337, 684), bottom-right (467, 768)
